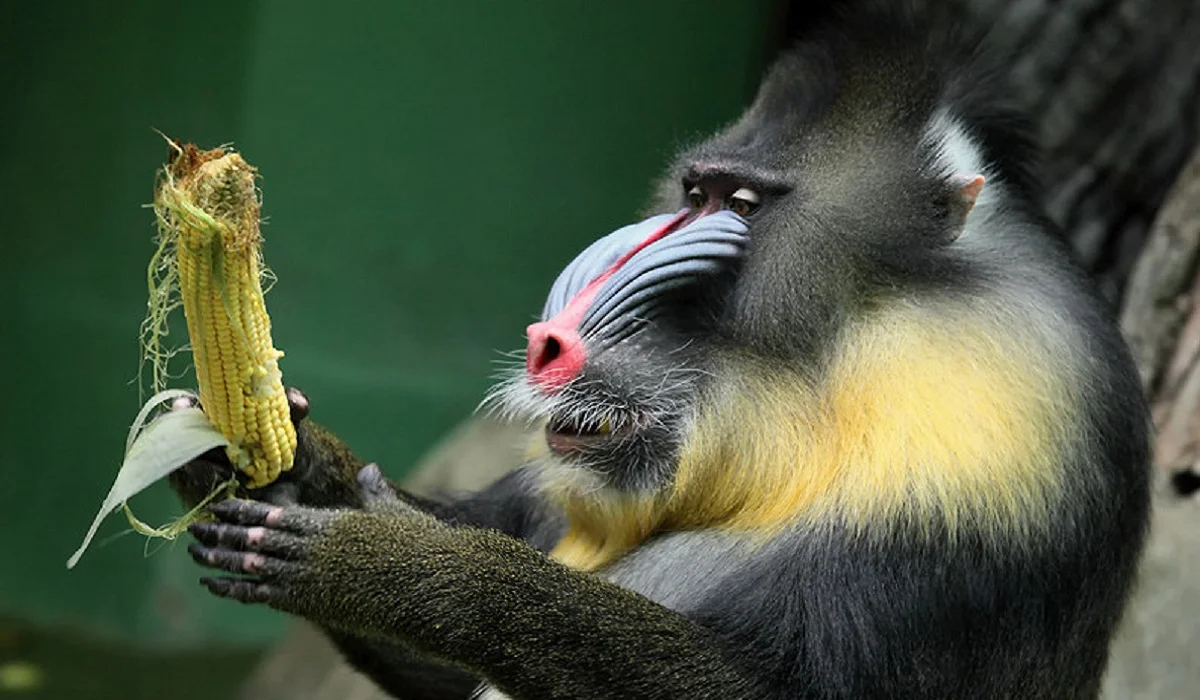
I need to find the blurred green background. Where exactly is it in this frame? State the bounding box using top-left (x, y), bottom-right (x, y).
top-left (1, 1), bottom-right (776, 697)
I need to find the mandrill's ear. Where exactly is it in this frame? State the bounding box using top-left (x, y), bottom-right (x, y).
top-left (943, 173), bottom-right (986, 241)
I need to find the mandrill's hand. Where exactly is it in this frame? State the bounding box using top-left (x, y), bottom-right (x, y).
top-left (186, 464), bottom-right (484, 652)
top-left (168, 388), bottom-right (372, 512)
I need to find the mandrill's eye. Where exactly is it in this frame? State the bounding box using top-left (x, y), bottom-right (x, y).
top-left (727, 187), bottom-right (761, 217)
top-left (687, 185), bottom-right (707, 209)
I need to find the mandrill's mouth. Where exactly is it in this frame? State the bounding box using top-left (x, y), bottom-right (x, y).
top-left (545, 411), bottom-right (635, 455)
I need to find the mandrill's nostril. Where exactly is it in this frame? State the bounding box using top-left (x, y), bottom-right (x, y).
top-left (527, 327), bottom-right (571, 374)
top-left (537, 335), bottom-right (562, 370)
top-left (526, 322), bottom-right (586, 393)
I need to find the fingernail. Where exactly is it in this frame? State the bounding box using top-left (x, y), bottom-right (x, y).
top-left (287, 387), bottom-right (310, 422)
top-left (357, 463), bottom-right (383, 488)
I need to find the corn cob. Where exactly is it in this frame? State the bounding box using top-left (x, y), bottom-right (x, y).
top-left (153, 143), bottom-right (296, 488)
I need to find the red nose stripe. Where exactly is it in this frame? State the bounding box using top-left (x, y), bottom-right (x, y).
top-left (526, 210), bottom-right (690, 393)
top-left (606, 209), bottom-right (691, 275)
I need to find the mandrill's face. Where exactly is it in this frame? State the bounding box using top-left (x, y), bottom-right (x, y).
top-left (489, 205), bottom-right (751, 493)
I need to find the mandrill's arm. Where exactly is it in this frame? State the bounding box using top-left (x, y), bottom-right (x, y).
top-left (185, 482), bottom-right (754, 700)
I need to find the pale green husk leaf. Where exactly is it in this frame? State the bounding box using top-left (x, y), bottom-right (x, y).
top-left (66, 389), bottom-right (230, 569)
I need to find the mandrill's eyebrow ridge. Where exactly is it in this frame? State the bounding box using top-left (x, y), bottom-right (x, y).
top-left (680, 162), bottom-right (792, 194)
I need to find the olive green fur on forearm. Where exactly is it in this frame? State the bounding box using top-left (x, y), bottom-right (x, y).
top-left (282, 420), bottom-right (369, 508)
top-left (288, 421), bottom-right (448, 514)
top-left (306, 509), bottom-right (754, 700)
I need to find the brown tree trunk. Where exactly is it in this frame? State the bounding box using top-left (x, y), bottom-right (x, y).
top-left (953, 0), bottom-right (1200, 301)
top-left (1102, 143), bottom-right (1200, 699)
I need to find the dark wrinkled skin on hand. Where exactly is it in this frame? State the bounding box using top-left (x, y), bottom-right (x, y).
top-left (185, 465), bottom-right (428, 634)
top-left (167, 388), bottom-right (438, 632)
top-left (167, 387), bottom-right (369, 511)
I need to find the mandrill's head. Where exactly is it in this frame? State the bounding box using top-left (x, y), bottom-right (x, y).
top-left (488, 10), bottom-right (1143, 570)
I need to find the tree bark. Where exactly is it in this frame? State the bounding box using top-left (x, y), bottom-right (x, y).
top-left (1092, 139), bottom-right (1200, 699)
top-left (950, 0), bottom-right (1200, 301)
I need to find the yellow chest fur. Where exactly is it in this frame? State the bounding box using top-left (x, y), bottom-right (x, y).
top-left (547, 307), bottom-right (1080, 571)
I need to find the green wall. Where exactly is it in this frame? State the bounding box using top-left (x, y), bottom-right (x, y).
top-left (0, 1), bottom-right (776, 648)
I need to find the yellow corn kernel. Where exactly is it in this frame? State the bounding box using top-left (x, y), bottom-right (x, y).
top-left (154, 143), bottom-right (296, 488)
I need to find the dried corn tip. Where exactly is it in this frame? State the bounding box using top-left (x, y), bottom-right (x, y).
top-left (153, 143), bottom-right (295, 488)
